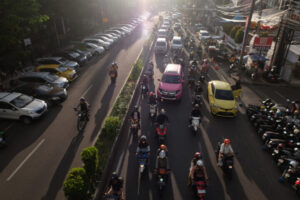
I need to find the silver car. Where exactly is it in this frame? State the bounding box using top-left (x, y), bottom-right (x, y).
top-left (36, 57), bottom-right (79, 71)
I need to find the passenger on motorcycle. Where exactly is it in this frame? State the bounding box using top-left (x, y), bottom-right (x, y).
top-left (76, 97), bottom-right (89, 121)
top-left (149, 92), bottom-right (157, 105)
top-left (189, 104), bottom-right (202, 125)
top-left (190, 160), bottom-right (208, 185)
top-left (105, 172), bottom-right (124, 199)
top-left (218, 139), bottom-right (234, 166)
top-left (155, 150), bottom-right (169, 174)
top-left (136, 135), bottom-right (150, 156)
top-left (156, 109), bottom-right (169, 125)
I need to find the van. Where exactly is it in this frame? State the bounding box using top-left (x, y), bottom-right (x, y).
top-left (155, 38), bottom-right (168, 54)
top-left (157, 64), bottom-right (184, 101)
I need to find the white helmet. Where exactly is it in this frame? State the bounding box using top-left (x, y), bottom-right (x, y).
top-left (161, 109), bottom-right (166, 114)
top-left (159, 150), bottom-right (166, 159)
top-left (196, 160), bottom-right (204, 167)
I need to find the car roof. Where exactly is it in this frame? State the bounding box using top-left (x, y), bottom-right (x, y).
top-left (20, 72), bottom-right (51, 78)
top-left (158, 29), bottom-right (167, 32)
top-left (173, 36), bottom-right (181, 40)
top-left (210, 80), bottom-right (231, 90)
top-left (37, 64), bottom-right (60, 69)
top-left (0, 92), bottom-right (21, 102)
top-left (164, 64), bottom-right (181, 74)
top-left (200, 30), bottom-right (209, 33)
top-left (157, 38), bottom-right (167, 42)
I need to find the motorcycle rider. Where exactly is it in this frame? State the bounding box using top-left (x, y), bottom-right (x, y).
top-left (108, 62), bottom-right (118, 77)
top-left (130, 106), bottom-right (140, 128)
top-left (157, 144), bottom-right (168, 156)
top-left (149, 92), bottom-right (157, 105)
top-left (136, 135), bottom-right (150, 157)
top-left (155, 150), bottom-right (169, 174)
top-left (188, 152), bottom-right (203, 185)
top-left (141, 75), bottom-right (149, 94)
top-left (76, 97), bottom-right (89, 121)
top-left (105, 172), bottom-right (124, 199)
top-left (218, 139), bottom-right (234, 167)
top-left (201, 59), bottom-right (209, 75)
top-left (189, 104), bottom-right (202, 125)
top-left (156, 109), bottom-right (169, 126)
top-left (190, 160), bottom-right (208, 185)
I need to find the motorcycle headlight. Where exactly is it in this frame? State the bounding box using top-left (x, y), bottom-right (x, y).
top-left (278, 159), bottom-right (284, 163)
top-left (160, 178), bottom-right (163, 182)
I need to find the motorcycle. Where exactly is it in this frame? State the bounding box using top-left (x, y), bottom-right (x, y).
top-left (157, 168), bottom-right (168, 197)
top-left (137, 152), bottom-right (148, 174)
top-left (156, 123), bottom-right (167, 145)
top-left (280, 160), bottom-right (300, 185)
top-left (141, 83), bottom-right (148, 99)
top-left (190, 116), bottom-right (201, 135)
top-left (149, 104), bottom-right (157, 122)
top-left (216, 143), bottom-right (234, 178)
top-left (130, 119), bottom-right (139, 135)
top-left (73, 108), bottom-right (88, 132)
top-left (109, 70), bottom-right (118, 83)
top-left (193, 177), bottom-right (207, 200)
top-left (145, 63), bottom-right (154, 79)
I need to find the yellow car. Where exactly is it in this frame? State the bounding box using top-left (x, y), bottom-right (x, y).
top-left (207, 80), bottom-right (239, 117)
top-left (35, 64), bottom-right (77, 81)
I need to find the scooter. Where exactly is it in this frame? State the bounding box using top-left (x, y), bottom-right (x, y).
top-left (138, 152), bottom-right (148, 174)
top-left (109, 71), bottom-right (117, 83)
top-left (149, 104), bottom-right (157, 122)
top-left (141, 83), bottom-right (148, 99)
top-left (193, 178), bottom-right (207, 200)
top-left (130, 119), bottom-right (139, 135)
top-left (156, 123), bottom-right (167, 145)
top-left (216, 142), bottom-right (234, 178)
top-left (157, 168), bottom-right (168, 197)
top-left (190, 116), bottom-right (201, 135)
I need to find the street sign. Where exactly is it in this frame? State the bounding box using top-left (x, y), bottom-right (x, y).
top-left (253, 37), bottom-right (273, 48)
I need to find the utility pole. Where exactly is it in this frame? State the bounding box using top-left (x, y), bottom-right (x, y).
top-left (238, 0), bottom-right (255, 68)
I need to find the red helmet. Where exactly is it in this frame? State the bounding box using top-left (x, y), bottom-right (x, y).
top-left (149, 92), bottom-right (154, 96)
top-left (296, 179), bottom-right (300, 185)
top-left (224, 139), bottom-right (230, 144)
top-left (194, 152), bottom-right (202, 159)
top-left (160, 144), bottom-right (167, 150)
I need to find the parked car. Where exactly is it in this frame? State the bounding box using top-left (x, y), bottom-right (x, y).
top-left (15, 72), bottom-right (69, 89)
top-left (0, 92), bottom-right (47, 124)
top-left (171, 36), bottom-right (183, 51)
top-left (83, 38), bottom-right (110, 50)
top-left (95, 33), bottom-right (119, 41)
top-left (157, 29), bottom-right (168, 39)
top-left (207, 80), bottom-right (238, 117)
top-left (36, 57), bottom-right (79, 71)
top-left (74, 49), bottom-right (93, 61)
top-left (55, 50), bottom-right (87, 66)
top-left (92, 35), bottom-right (114, 44)
top-left (157, 64), bottom-right (184, 101)
top-left (35, 64), bottom-right (77, 82)
top-left (74, 42), bottom-right (105, 56)
top-left (10, 82), bottom-right (67, 104)
top-left (155, 38), bottom-right (168, 54)
top-left (105, 30), bottom-right (124, 38)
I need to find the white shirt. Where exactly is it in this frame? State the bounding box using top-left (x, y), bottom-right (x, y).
top-left (220, 143), bottom-right (234, 155)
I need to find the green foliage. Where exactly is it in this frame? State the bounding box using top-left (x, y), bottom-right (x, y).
top-left (63, 168), bottom-right (89, 200)
top-left (222, 24), bottom-right (234, 35)
top-left (129, 60), bottom-right (143, 81)
top-left (234, 28), bottom-right (244, 44)
top-left (230, 26), bottom-right (240, 38)
top-left (0, 0), bottom-right (49, 55)
top-left (102, 116), bottom-right (121, 137)
top-left (81, 147), bottom-right (99, 196)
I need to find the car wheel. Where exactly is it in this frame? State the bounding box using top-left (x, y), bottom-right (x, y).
top-left (21, 116), bottom-right (33, 124)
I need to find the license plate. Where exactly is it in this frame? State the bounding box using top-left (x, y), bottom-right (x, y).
top-left (198, 189), bottom-right (206, 194)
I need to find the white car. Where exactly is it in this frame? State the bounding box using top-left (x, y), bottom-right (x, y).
top-left (157, 29), bottom-right (168, 39)
top-left (83, 38), bottom-right (110, 50)
top-left (171, 36), bottom-right (183, 51)
top-left (0, 92), bottom-right (47, 124)
top-left (85, 43), bottom-right (105, 55)
top-left (199, 30), bottom-right (211, 41)
top-left (155, 38), bottom-right (168, 54)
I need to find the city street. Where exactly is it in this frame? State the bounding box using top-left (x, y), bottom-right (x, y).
top-left (108, 45), bottom-right (300, 199)
top-left (0, 18), bottom-right (154, 200)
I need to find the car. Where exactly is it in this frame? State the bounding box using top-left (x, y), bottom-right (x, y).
top-left (10, 82), bottom-right (67, 104)
top-left (173, 23), bottom-right (181, 29)
top-left (157, 29), bottom-right (168, 39)
top-left (74, 49), bottom-right (93, 61)
top-left (92, 35), bottom-right (114, 44)
top-left (35, 64), bottom-right (77, 82)
top-left (199, 30), bottom-right (211, 41)
top-left (194, 23), bottom-right (205, 32)
top-left (0, 92), bottom-right (47, 124)
top-left (155, 38), bottom-right (168, 54)
top-left (15, 72), bottom-right (69, 89)
top-left (171, 36), bottom-right (183, 51)
top-left (207, 80), bottom-right (238, 117)
top-left (94, 33), bottom-right (119, 42)
top-left (36, 57), bottom-right (79, 71)
top-left (55, 50), bottom-right (87, 66)
top-left (83, 38), bottom-right (110, 50)
top-left (105, 30), bottom-right (124, 38)
top-left (157, 64), bottom-right (184, 101)
top-left (74, 42), bottom-right (105, 56)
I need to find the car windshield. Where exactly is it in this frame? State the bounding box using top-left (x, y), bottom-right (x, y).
top-left (173, 40), bottom-right (181, 45)
top-left (202, 32), bottom-right (209, 36)
top-left (10, 94), bottom-right (33, 108)
top-left (68, 52), bottom-right (79, 58)
top-left (58, 57), bottom-right (68, 63)
top-left (162, 74), bottom-right (180, 84)
top-left (156, 41), bottom-right (166, 46)
top-left (215, 89), bottom-right (234, 100)
top-left (45, 74), bottom-right (59, 82)
top-left (57, 67), bottom-right (68, 72)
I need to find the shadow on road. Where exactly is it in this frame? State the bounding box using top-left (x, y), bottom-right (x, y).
top-left (41, 133), bottom-right (84, 200)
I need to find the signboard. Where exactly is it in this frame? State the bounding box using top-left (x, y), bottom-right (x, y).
top-left (253, 37), bottom-right (273, 48)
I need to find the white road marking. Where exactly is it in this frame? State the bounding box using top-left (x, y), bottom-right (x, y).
top-left (7, 139), bottom-right (45, 182)
top-left (116, 151), bottom-right (125, 174)
top-left (81, 84), bottom-right (93, 97)
top-left (275, 91), bottom-right (287, 101)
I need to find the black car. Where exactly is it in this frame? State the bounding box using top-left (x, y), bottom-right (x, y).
top-left (10, 82), bottom-right (67, 104)
top-left (55, 51), bottom-right (87, 66)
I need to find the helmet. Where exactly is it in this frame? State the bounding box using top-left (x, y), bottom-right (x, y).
top-left (296, 179), bottom-right (300, 186)
top-left (111, 171), bottom-right (118, 179)
top-left (80, 97), bottom-right (85, 102)
top-left (149, 92), bottom-right (154, 96)
top-left (159, 150), bottom-right (166, 159)
top-left (276, 110), bottom-right (282, 117)
top-left (194, 152), bottom-right (202, 159)
top-left (194, 104), bottom-right (199, 108)
top-left (294, 129), bottom-right (300, 135)
top-left (140, 135), bottom-right (147, 141)
top-left (271, 106), bottom-right (277, 111)
top-left (294, 110), bottom-right (299, 115)
top-left (161, 109), bottom-right (166, 114)
top-left (196, 160), bottom-right (204, 167)
top-left (160, 144), bottom-right (167, 150)
top-left (224, 139), bottom-right (230, 144)
top-left (149, 61), bottom-right (153, 65)
top-left (278, 143), bottom-right (284, 148)
top-left (134, 105), bottom-right (138, 110)
top-left (260, 105), bottom-right (265, 110)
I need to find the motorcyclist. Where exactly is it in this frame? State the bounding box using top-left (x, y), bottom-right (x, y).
top-left (201, 59), bottom-right (209, 74)
top-left (155, 150), bottom-right (169, 174)
top-left (76, 97), bottom-right (89, 121)
top-left (218, 139), bottom-right (234, 166)
top-left (156, 109), bottom-right (168, 126)
top-left (190, 160), bottom-right (208, 185)
top-left (148, 92), bottom-right (157, 105)
top-left (188, 152), bottom-right (203, 185)
top-left (105, 172), bottom-right (124, 199)
top-left (194, 81), bottom-right (203, 95)
top-left (109, 62), bottom-right (118, 76)
top-left (130, 106), bottom-right (140, 127)
top-left (136, 135), bottom-right (150, 157)
top-left (190, 104), bottom-right (202, 125)
top-left (141, 74), bottom-right (149, 93)
top-left (157, 144), bottom-right (168, 156)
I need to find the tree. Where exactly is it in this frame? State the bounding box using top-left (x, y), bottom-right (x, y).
top-left (81, 146), bottom-right (99, 196)
top-left (234, 27), bottom-right (244, 44)
top-left (63, 168), bottom-right (89, 200)
top-left (0, 0), bottom-right (49, 56)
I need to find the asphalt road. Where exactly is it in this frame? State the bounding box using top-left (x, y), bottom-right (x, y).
top-left (109, 41), bottom-right (300, 200)
top-left (0, 17), bottom-right (155, 200)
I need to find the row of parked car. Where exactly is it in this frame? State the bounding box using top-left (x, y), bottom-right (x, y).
top-left (0, 15), bottom-right (149, 124)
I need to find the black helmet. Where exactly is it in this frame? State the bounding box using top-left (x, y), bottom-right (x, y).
top-left (111, 171), bottom-right (118, 179)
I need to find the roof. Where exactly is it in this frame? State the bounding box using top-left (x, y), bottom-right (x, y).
top-left (289, 45), bottom-right (300, 55)
top-left (164, 64), bottom-right (181, 74)
top-left (173, 36), bottom-right (181, 40)
top-left (157, 38), bottom-right (167, 42)
top-left (0, 92), bottom-right (21, 102)
top-left (210, 80), bottom-right (231, 90)
top-left (158, 29), bottom-right (167, 32)
top-left (37, 64), bottom-right (60, 69)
